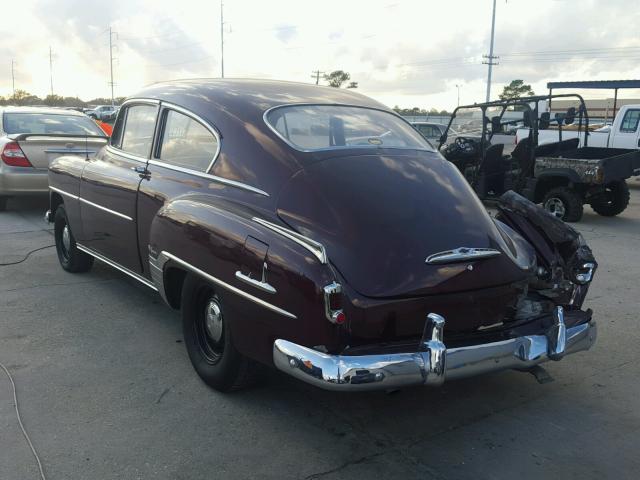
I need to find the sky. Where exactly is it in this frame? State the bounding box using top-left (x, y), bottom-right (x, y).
top-left (1, 0), bottom-right (640, 110)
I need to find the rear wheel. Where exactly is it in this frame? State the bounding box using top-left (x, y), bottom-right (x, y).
top-left (590, 180), bottom-right (630, 217)
top-left (181, 274), bottom-right (257, 392)
top-left (542, 187), bottom-right (584, 222)
top-left (0, 196), bottom-right (7, 212)
top-left (54, 205), bottom-right (94, 272)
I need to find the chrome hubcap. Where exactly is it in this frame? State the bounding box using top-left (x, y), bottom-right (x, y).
top-left (544, 198), bottom-right (566, 218)
top-left (62, 225), bottom-right (71, 252)
top-left (204, 299), bottom-right (223, 343)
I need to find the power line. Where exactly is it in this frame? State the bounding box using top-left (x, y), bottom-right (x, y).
top-left (311, 70), bottom-right (325, 85)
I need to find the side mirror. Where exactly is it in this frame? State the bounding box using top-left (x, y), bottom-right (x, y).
top-left (491, 116), bottom-right (502, 134)
top-left (565, 107), bottom-right (576, 125)
top-left (539, 112), bottom-right (551, 130)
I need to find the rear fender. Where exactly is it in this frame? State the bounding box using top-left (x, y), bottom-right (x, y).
top-left (147, 195), bottom-right (340, 364)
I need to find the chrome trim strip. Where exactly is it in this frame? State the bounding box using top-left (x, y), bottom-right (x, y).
top-left (162, 251), bottom-right (296, 319)
top-left (79, 197), bottom-right (133, 221)
top-left (49, 185), bottom-right (79, 200)
top-left (76, 244), bottom-right (158, 291)
top-left (147, 159), bottom-right (269, 197)
top-left (44, 148), bottom-right (99, 154)
top-left (121, 98), bottom-right (161, 106)
top-left (426, 247), bottom-right (501, 264)
top-left (158, 101), bottom-right (222, 174)
top-left (105, 145), bottom-right (148, 164)
top-left (235, 270), bottom-right (276, 294)
top-left (252, 217), bottom-right (327, 264)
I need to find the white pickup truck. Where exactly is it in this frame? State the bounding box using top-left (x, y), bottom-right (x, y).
top-left (517, 104), bottom-right (640, 150)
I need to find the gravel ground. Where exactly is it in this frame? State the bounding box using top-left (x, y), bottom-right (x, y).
top-left (1, 180), bottom-right (639, 480)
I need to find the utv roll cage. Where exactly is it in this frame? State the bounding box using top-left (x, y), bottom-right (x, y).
top-left (437, 94), bottom-right (590, 191)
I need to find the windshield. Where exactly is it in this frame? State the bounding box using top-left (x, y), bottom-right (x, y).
top-left (266, 105), bottom-right (434, 152)
top-left (3, 113), bottom-right (105, 136)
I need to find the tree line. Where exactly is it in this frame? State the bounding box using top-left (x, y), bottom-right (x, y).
top-left (0, 90), bottom-right (126, 107)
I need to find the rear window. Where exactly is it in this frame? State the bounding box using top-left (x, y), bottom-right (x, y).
top-left (2, 113), bottom-right (105, 136)
top-left (265, 105), bottom-right (433, 152)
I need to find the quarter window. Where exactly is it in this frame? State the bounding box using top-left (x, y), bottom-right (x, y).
top-left (158, 109), bottom-right (218, 172)
top-left (120, 105), bottom-right (158, 157)
top-left (620, 109), bottom-right (640, 133)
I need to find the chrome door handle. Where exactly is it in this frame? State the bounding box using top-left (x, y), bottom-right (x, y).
top-left (235, 264), bottom-right (276, 294)
top-left (132, 165), bottom-right (147, 173)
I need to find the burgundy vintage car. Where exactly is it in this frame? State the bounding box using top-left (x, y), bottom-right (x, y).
top-left (46, 79), bottom-right (597, 392)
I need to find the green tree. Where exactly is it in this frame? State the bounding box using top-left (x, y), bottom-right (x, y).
top-left (44, 94), bottom-right (65, 106)
top-left (323, 70), bottom-right (358, 88)
top-left (499, 80), bottom-right (535, 100)
top-left (8, 89), bottom-right (42, 106)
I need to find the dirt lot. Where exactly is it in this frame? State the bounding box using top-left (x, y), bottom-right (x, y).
top-left (1, 181), bottom-right (639, 480)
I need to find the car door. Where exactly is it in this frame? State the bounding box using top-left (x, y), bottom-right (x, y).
top-left (136, 104), bottom-right (221, 277)
top-left (611, 108), bottom-right (640, 149)
top-left (79, 100), bottom-right (159, 273)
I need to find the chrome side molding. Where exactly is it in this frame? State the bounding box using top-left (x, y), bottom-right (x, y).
top-left (426, 247), bottom-right (501, 264)
top-left (252, 217), bottom-right (328, 264)
top-left (76, 244), bottom-right (158, 291)
top-left (159, 251), bottom-right (296, 319)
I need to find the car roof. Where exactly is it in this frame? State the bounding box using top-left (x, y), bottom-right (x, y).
top-left (131, 78), bottom-right (388, 112)
top-left (1, 106), bottom-right (86, 116)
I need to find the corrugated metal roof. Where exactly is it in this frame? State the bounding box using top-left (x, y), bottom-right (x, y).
top-left (547, 80), bottom-right (640, 89)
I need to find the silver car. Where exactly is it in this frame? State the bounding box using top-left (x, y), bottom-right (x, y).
top-left (0, 106), bottom-right (108, 211)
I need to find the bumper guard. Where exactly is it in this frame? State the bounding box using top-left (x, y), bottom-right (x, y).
top-left (273, 307), bottom-right (597, 391)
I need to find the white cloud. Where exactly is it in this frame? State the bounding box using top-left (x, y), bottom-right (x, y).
top-left (1, 0), bottom-right (639, 109)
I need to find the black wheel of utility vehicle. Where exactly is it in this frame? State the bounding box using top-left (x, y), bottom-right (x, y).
top-left (542, 187), bottom-right (584, 222)
top-left (590, 180), bottom-right (630, 217)
top-left (0, 196), bottom-right (7, 212)
top-left (54, 205), bottom-right (94, 272)
top-left (181, 274), bottom-right (257, 392)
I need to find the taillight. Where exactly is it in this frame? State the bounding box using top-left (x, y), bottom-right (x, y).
top-left (323, 282), bottom-right (346, 325)
top-left (1, 142), bottom-right (32, 167)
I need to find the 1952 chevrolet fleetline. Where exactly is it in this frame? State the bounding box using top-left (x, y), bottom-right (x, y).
top-left (46, 79), bottom-right (597, 392)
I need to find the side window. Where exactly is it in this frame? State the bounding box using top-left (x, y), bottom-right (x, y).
top-left (120, 105), bottom-right (158, 157)
top-left (110, 108), bottom-right (127, 148)
top-left (620, 109), bottom-right (640, 133)
top-left (158, 109), bottom-right (218, 171)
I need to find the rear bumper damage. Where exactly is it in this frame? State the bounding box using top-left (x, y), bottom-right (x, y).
top-left (273, 307), bottom-right (597, 391)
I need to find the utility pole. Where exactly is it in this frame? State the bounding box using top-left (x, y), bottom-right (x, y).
top-left (483, 0), bottom-right (499, 102)
top-left (220, 1), bottom-right (225, 78)
top-left (109, 27), bottom-right (115, 106)
top-left (455, 84), bottom-right (461, 107)
top-left (49, 46), bottom-right (54, 97)
top-left (11, 60), bottom-right (15, 97)
top-left (311, 70), bottom-right (325, 85)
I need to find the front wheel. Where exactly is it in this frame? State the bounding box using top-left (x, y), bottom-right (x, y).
top-left (590, 180), bottom-right (630, 217)
top-left (542, 187), bottom-right (584, 222)
top-left (54, 205), bottom-right (94, 272)
top-left (181, 274), bottom-right (257, 392)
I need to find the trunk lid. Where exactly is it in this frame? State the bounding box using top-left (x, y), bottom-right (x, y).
top-left (277, 151), bottom-right (529, 298)
top-left (11, 134), bottom-right (107, 169)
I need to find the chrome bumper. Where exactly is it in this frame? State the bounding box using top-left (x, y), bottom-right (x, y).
top-left (273, 307), bottom-right (597, 391)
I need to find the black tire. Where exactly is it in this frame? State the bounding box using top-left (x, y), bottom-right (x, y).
top-left (181, 274), bottom-right (257, 392)
top-left (0, 196), bottom-right (7, 212)
top-left (590, 180), bottom-right (630, 217)
top-left (542, 187), bottom-right (584, 222)
top-left (54, 205), bottom-right (94, 273)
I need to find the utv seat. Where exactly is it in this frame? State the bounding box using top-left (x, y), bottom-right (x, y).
top-left (477, 143), bottom-right (505, 197)
top-left (535, 137), bottom-right (579, 156)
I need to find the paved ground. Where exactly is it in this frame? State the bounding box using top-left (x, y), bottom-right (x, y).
top-left (1, 181), bottom-right (639, 480)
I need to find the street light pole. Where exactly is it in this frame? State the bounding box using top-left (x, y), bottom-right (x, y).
top-left (455, 84), bottom-right (461, 107)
